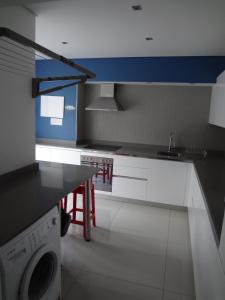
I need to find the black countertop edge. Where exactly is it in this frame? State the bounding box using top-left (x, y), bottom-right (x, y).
top-left (0, 162), bottom-right (39, 185)
top-left (193, 163), bottom-right (220, 246)
top-left (193, 158), bottom-right (225, 246)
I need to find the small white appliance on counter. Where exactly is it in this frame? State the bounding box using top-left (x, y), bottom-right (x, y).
top-left (0, 207), bottom-right (61, 300)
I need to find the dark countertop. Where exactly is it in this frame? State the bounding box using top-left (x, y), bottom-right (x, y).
top-left (194, 158), bottom-right (225, 244)
top-left (36, 139), bottom-right (200, 161)
top-left (0, 161), bottom-right (97, 247)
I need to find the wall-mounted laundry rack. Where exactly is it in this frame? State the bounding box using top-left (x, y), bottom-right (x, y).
top-left (0, 27), bottom-right (96, 97)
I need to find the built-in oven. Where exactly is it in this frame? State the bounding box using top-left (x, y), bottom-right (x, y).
top-left (81, 155), bottom-right (113, 192)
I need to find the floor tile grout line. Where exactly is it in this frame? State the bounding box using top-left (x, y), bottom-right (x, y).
top-left (61, 267), bottom-right (83, 300)
top-left (163, 288), bottom-right (196, 298)
top-left (62, 200), bottom-right (193, 299)
top-left (73, 268), bottom-right (164, 293)
top-left (109, 205), bottom-right (123, 226)
top-left (161, 209), bottom-right (172, 300)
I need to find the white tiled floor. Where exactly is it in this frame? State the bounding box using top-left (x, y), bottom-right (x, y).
top-left (61, 196), bottom-right (195, 300)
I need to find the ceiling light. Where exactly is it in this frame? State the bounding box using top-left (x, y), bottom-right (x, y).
top-left (131, 5), bottom-right (143, 11)
top-left (145, 37), bottom-right (153, 41)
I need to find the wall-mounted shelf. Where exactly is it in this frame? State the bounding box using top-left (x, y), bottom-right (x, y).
top-left (0, 27), bottom-right (96, 97)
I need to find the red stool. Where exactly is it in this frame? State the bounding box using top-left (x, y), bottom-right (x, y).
top-left (95, 163), bottom-right (110, 183)
top-left (65, 182), bottom-right (96, 240)
top-left (60, 196), bottom-right (68, 212)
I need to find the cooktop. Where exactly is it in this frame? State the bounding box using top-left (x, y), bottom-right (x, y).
top-left (84, 144), bottom-right (121, 152)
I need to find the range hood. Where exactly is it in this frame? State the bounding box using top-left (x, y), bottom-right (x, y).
top-left (85, 84), bottom-right (124, 111)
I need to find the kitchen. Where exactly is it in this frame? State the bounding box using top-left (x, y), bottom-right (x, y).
top-left (1, 1), bottom-right (225, 300)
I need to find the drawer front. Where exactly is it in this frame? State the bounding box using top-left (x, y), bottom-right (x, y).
top-left (113, 155), bottom-right (151, 168)
top-left (113, 165), bottom-right (148, 179)
top-left (148, 159), bottom-right (188, 206)
top-left (112, 176), bottom-right (147, 200)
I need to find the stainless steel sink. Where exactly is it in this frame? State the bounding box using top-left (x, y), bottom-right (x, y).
top-left (157, 151), bottom-right (181, 159)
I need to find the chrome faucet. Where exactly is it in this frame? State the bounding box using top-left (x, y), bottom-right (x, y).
top-left (168, 132), bottom-right (175, 152)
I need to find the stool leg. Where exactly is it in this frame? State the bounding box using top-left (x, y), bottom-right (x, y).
top-left (82, 189), bottom-right (87, 240)
top-left (91, 186), bottom-right (96, 227)
top-left (109, 165), bottom-right (113, 184)
top-left (72, 192), bottom-right (77, 222)
top-left (103, 164), bottom-right (106, 183)
top-left (95, 163), bottom-right (98, 177)
top-left (107, 164), bottom-right (110, 180)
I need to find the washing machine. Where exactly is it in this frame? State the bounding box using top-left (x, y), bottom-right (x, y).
top-left (0, 206), bottom-right (61, 300)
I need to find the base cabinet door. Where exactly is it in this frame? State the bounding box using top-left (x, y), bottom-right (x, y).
top-left (147, 160), bottom-right (188, 206)
top-left (112, 176), bottom-right (147, 201)
top-left (188, 168), bottom-right (225, 300)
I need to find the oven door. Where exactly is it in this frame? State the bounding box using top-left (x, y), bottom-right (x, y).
top-left (81, 155), bottom-right (113, 192)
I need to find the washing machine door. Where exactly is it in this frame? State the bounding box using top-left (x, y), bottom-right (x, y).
top-left (19, 244), bottom-right (58, 300)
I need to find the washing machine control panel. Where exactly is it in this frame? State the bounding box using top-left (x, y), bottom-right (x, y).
top-left (5, 239), bottom-right (27, 265)
top-left (3, 214), bottom-right (59, 267)
top-left (29, 217), bottom-right (58, 250)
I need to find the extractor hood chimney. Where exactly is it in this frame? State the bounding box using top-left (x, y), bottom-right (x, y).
top-left (85, 83), bottom-right (124, 111)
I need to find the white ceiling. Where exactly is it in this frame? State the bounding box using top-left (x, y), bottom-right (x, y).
top-left (26, 0), bottom-right (225, 58)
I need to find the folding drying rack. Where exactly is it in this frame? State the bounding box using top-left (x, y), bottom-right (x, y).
top-left (0, 27), bottom-right (96, 97)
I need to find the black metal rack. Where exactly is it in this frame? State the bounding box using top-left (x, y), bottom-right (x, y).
top-left (0, 27), bottom-right (96, 97)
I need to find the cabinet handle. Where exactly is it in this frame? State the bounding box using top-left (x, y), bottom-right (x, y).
top-left (113, 175), bottom-right (148, 181)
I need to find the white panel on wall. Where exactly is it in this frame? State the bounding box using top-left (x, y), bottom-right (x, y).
top-left (41, 95), bottom-right (64, 118)
top-left (50, 118), bottom-right (63, 126)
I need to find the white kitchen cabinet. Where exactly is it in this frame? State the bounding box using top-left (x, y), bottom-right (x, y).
top-left (112, 155), bottom-right (188, 205)
top-left (112, 176), bottom-right (147, 200)
top-left (51, 148), bottom-right (80, 165)
top-left (209, 70), bottom-right (225, 128)
top-left (188, 166), bottom-right (225, 300)
top-left (35, 145), bottom-right (81, 165)
top-left (112, 156), bottom-right (149, 200)
top-left (113, 155), bottom-right (151, 169)
top-left (112, 161), bottom-right (148, 200)
top-left (147, 159), bottom-right (189, 206)
top-left (35, 145), bottom-right (51, 162)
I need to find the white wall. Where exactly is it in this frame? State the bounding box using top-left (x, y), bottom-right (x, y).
top-left (0, 6), bottom-right (35, 175)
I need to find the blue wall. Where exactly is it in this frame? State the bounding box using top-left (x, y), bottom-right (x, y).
top-left (36, 60), bottom-right (78, 140)
top-left (36, 56), bottom-right (225, 141)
